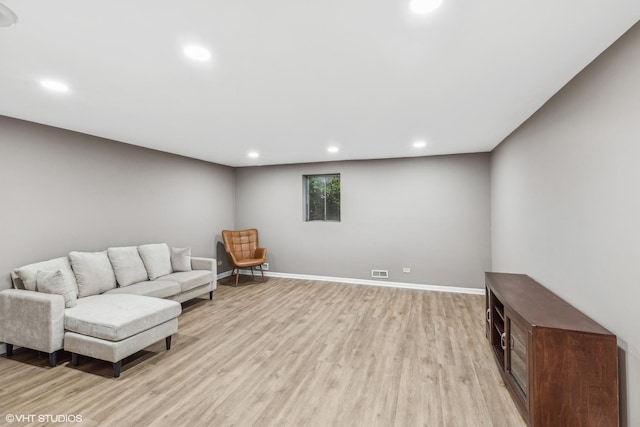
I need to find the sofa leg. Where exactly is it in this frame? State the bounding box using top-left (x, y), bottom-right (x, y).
top-left (72, 353), bottom-right (80, 366)
top-left (6, 344), bottom-right (13, 357)
top-left (113, 361), bottom-right (122, 378)
top-left (209, 291), bottom-right (213, 300)
top-left (166, 336), bottom-right (172, 350)
top-left (49, 351), bottom-right (57, 367)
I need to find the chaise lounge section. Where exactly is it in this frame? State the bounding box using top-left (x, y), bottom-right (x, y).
top-left (64, 294), bottom-right (181, 377)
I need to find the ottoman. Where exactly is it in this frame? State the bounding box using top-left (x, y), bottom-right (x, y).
top-left (63, 294), bottom-right (181, 377)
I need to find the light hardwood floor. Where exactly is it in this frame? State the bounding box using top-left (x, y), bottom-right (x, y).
top-left (0, 278), bottom-right (526, 426)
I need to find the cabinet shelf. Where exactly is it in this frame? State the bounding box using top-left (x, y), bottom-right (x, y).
top-left (494, 306), bottom-right (504, 322)
top-left (493, 323), bottom-right (503, 335)
top-left (485, 272), bottom-right (618, 427)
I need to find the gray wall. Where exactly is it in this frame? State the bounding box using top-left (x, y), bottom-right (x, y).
top-left (491, 21), bottom-right (640, 426)
top-left (235, 154), bottom-right (491, 288)
top-left (0, 116), bottom-right (236, 291)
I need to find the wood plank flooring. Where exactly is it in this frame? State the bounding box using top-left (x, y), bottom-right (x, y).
top-left (0, 278), bottom-right (526, 426)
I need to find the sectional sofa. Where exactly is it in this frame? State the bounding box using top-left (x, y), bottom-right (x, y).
top-left (0, 243), bottom-right (216, 376)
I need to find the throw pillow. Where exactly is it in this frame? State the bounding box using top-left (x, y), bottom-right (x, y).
top-left (107, 246), bottom-right (149, 287)
top-left (138, 243), bottom-right (173, 280)
top-left (171, 247), bottom-right (192, 272)
top-left (69, 251), bottom-right (117, 297)
top-left (14, 257), bottom-right (79, 297)
top-left (36, 270), bottom-right (77, 308)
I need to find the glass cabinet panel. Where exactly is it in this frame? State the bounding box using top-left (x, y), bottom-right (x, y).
top-left (508, 319), bottom-right (527, 397)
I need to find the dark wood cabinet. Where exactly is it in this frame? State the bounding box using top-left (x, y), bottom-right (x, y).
top-left (485, 272), bottom-right (619, 426)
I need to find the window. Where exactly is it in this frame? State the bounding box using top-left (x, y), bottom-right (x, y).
top-left (304, 174), bottom-right (340, 221)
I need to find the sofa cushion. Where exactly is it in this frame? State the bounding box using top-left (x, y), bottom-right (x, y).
top-left (14, 257), bottom-right (78, 296)
top-left (69, 251), bottom-right (117, 297)
top-left (138, 243), bottom-right (172, 280)
top-left (170, 247), bottom-right (192, 272)
top-left (104, 280), bottom-right (181, 299)
top-left (36, 270), bottom-right (77, 308)
top-left (107, 246), bottom-right (148, 287)
top-left (159, 270), bottom-right (215, 293)
top-left (64, 294), bottom-right (181, 341)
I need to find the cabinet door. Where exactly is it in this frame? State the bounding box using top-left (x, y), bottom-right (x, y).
top-left (485, 287), bottom-right (490, 340)
top-left (505, 312), bottom-right (530, 413)
top-left (490, 293), bottom-right (506, 367)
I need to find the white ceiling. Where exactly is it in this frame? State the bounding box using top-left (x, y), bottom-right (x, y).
top-left (1, 1), bottom-right (639, 167)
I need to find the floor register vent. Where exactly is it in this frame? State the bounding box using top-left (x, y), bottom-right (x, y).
top-left (371, 270), bottom-right (389, 279)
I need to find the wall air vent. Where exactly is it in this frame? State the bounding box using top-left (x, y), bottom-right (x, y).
top-left (371, 270), bottom-right (389, 279)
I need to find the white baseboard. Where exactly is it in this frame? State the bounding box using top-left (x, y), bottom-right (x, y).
top-left (219, 269), bottom-right (484, 295)
top-left (217, 270), bottom-right (232, 279)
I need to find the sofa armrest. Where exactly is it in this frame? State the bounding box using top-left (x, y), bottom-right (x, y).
top-left (191, 257), bottom-right (217, 274)
top-left (0, 289), bottom-right (65, 353)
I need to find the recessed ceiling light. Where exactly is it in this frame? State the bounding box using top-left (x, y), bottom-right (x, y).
top-left (183, 45), bottom-right (212, 62)
top-left (409, 0), bottom-right (443, 15)
top-left (40, 79), bottom-right (70, 93)
top-left (327, 146), bottom-right (339, 153)
top-left (413, 140), bottom-right (427, 148)
top-left (248, 151), bottom-right (259, 159)
top-left (0, 2), bottom-right (18, 27)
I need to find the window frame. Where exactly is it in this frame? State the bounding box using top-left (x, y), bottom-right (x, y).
top-left (303, 173), bottom-right (341, 222)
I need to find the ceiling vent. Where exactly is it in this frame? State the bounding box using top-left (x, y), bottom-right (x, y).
top-left (371, 270), bottom-right (389, 279)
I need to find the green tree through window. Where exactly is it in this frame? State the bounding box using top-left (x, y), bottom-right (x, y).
top-left (305, 174), bottom-right (340, 221)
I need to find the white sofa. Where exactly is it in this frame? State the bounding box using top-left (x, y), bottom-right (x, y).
top-left (0, 243), bottom-right (216, 373)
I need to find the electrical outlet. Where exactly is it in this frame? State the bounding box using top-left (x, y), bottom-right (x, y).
top-left (262, 262), bottom-right (269, 271)
top-left (402, 267), bottom-right (411, 273)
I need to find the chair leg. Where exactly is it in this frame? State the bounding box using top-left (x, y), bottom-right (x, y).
top-left (250, 266), bottom-right (255, 279)
top-left (227, 267), bottom-right (237, 286)
top-left (259, 265), bottom-right (265, 282)
top-left (6, 344), bottom-right (13, 357)
top-left (235, 268), bottom-right (240, 287)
